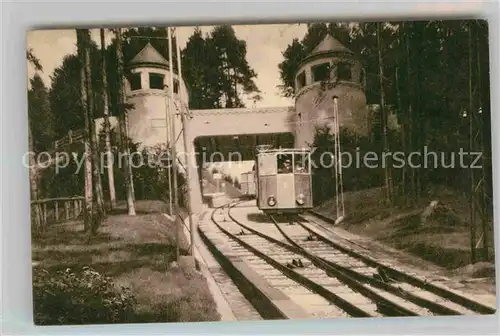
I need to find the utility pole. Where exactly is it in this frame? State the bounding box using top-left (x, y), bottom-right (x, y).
top-left (162, 33), bottom-right (173, 217)
top-left (164, 83), bottom-right (173, 216)
top-left (333, 96), bottom-right (345, 224)
top-left (168, 28), bottom-right (181, 261)
top-left (100, 28), bottom-right (117, 210)
top-left (175, 27), bottom-right (196, 256)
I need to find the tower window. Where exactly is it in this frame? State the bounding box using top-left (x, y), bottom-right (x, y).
top-left (311, 62), bottom-right (330, 83)
top-left (337, 62), bottom-right (352, 81)
top-left (129, 73), bottom-right (141, 91)
top-left (296, 71), bottom-right (306, 90)
top-left (173, 79), bottom-right (179, 94)
top-left (149, 73), bottom-right (165, 90)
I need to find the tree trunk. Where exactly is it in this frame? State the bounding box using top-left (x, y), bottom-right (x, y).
top-left (473, 24), bottom-right (489, 260)
top-left (405, 23), bottom-right (418, 205)
top-left (376, 22), bottom-right (392, 205)
top-left (82, 29), bottom-right (105, 233)
top-left (28, 122), bottom-right (42, 233)
top-left (399, 22), bottom-right (410, 206)
top-left (76, 29), bottom-right (93, 232)
top-left (467, 22), bottom-right (477, 264)
top-left (478, 21), bottom-right (493, 258)
top-left (115, 28), bottom-right (136, 216)
top-left (100, 28), bottom-right (117, 210)
top-left (395, 65), bottom-right (406, 203)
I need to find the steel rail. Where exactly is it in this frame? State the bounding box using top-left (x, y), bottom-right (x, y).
top-left (211, 203), bottom-right (373, 318)
top-left (298, 214), bottom-right (496, 315)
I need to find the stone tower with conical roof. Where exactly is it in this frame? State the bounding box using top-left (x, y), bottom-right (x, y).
top-left (125, 42), bottom-right (189, 148)
top-left (293, 34), bottom-right (368, 148)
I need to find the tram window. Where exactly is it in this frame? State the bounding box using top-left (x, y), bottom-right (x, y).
top-left (277, 153), bottom-right (293, 174)
top-left (294, 154), bottom-right (309, 174)
top-left (258, 154), bottom-right (277, 176)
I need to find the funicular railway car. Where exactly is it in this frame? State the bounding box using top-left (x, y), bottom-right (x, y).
top-left (240, 170), bottom-right (256, 199)
top-left (255, 146), bottom-right (313, 214)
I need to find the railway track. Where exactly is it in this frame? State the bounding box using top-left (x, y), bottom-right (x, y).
top-left (205, 202), bottom-right (377, 319)
top-left (273, 214), bottom-right (495, 316)
top-left (297, 213), bottom-right (496, 315)
top-left (199, 200), bottom-right (495, 320)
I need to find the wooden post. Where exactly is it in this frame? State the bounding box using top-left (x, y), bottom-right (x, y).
top-left (55, 201), bottom-right (59, 222)
top-left (43, 202), bottom-right (47, 228)
top-left (175, 29), bottom-right (196, 256)
top-left (65, 201), bottom-right (70, 220)
top-left (74, 199), bottom-right (79, 218)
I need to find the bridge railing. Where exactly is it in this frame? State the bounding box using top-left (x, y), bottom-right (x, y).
top-left (31, 196), bottom-right (85, 229)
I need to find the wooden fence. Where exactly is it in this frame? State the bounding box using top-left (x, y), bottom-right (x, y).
top-left (31, 197), bottom-right (84, 229)
top-left (53, 129), bottom-right (84, 149)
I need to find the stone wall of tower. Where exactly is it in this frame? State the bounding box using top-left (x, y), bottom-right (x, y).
top-left (293, 53), bottom-right (369, 148)
top-left (294, 84), bottom-right (368, 147)
top-left (125, 66), bottom-right (188, 151)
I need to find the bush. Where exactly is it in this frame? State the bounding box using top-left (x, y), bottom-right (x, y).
top-left (33, 267), bottom-right (137, 325)
top-left (310, 125), bottom-right (383, 204)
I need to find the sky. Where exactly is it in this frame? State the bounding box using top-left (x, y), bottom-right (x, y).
top-left (26, 23), bottom-right (309, 108)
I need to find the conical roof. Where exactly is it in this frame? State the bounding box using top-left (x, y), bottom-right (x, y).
top-left (309, 34), bottom-right (353, 56)
top-left (129, 42), bottom-right (169, 68)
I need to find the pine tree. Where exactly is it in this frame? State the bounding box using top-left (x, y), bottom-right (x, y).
top-left (115, 28), bottom-right (136, 216)
top-left (100, 28), bottom-right (117, 209)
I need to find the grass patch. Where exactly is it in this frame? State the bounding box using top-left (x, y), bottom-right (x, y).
top-left (32, 200), bottom-right (220, 325)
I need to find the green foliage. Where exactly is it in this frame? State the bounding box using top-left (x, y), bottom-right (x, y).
top-left (38, 153), bottom-right (85, 199)
top-left (49, 41), bottom-right (106, 139)
top-left (310, 125), bottom-right (382, 204)
top-left (223, 174), bottom-right (232, 183)
top-left (28, 74), bottom-right (55, 152)
top-left (33, 267), bottom-right (137, 325)
top-left (281, 20), bottom-right (491, 204)
top-left (182, 28), bottom-right (218, 109)
top-left (182, 25), bottom-right (260, 108)
top-left (233, 178), bottom-right (241, 189)
top-left (27, 48), bottom-right (43, 71)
